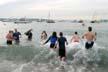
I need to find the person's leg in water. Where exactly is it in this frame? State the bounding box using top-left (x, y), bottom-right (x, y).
top-left (59, 49), bottom-right (66, 61)
top-left (15, 40), bottom-right (20, 45)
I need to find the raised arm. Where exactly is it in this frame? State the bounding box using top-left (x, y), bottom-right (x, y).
top-left (43, 36), bottom-right (51, 44)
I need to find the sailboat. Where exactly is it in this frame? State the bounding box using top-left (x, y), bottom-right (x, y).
top-left (90, 11), bottom-right (98, 23)
top-left (46, 12), bottom-right (55, 23)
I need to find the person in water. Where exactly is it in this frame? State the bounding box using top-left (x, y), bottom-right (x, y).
top-left (71, 31), bottom-right (80, 43)
top-left (44, 31), bottom-right (58, 49)
top-left (13, 29), bottom-right (21, 44)
top-left (82, 26), bottom-right (96, 49)
top-left (25, 29), bottom-right (33, 41)
top-left (6, 30), bottom-right (13, 45)
top-left (41, 30), bottom-right (47, 40)
top-left (57, 32), bottom-right (68, 61)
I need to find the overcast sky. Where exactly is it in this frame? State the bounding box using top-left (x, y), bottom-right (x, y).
top-left (0, 0), bottom-right (108, 19)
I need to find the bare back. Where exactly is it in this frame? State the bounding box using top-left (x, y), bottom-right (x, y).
top-left (6, 33), bottom-right (13, 41)
top-left (72, 35), bottom-right (80, 42)
top-left (83, 31), bottom-right (95, 41)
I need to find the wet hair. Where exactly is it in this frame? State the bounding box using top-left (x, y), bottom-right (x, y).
top-left (88, 26), bottom-right (92, 31)
top-left (75, 31), bottom-right (77, 34)
top-left (9, 30), bottom-right (13, 33)
top-left (52, 31), bottom-right (57, 37)
top-left (42, 30), bottom-right (47, 36)
top-left (29, 29), bottom-right (32, 31)
top-left (15, 29), bottom-right (17, 32)
top-left (9, 30), bottom-right (12, 33)
top-left (43, 30), bottom-right (46, 33)
top-left (59, 32), bottom-right (63, 36)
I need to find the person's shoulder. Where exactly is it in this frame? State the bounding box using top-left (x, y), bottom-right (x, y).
top-left (13, 32), bottom-right (16, 34)
top-left (84, 31), bottom-right (89, 35)
top-left (73, 34), bottom-right (78, 37)
top-left (92, 32), bottom-right (95, 34)
top-left (89, 31), bottom-right (93, 34)
top-left (18, 32), bottom-right (21, 33)
top-left (18, 32), bottom-right (21, 34)
top-left (63, 37), bottom-right (67, 40)
top-left (63, 36), bottom-right (66, 38)
top-left (77, 35), bottom-right (80, 37)
top-left (92, 32), bottom-right (96, 35)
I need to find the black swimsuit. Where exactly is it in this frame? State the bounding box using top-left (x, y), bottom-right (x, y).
top-left (85, 41), bottom-right (94, 49)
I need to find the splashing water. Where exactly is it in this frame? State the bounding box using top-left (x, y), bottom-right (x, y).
top-left (0, 22), bottom-right (108, 72)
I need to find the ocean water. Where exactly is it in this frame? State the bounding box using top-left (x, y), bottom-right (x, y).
top-left (0, 21), bottom-right (108, 72)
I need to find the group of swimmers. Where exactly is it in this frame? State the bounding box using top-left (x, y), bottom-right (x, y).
top-left (42, 26), bottom-right (96, 61)
top-left (6, 26), bottom-right (96, 62)
top-left (6, 29), bottom-right (33, 45)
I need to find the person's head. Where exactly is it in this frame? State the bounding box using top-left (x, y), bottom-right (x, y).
top-left (29, 29), bottom-right (32, 32)
top-left (42, 30), bottom-right (46, 33)
top-left (88, 26), bottom-right (92, 31)
top-left (52, 31), bottom-right (57, 37)
top-left (75, 31), bottom-right (78, 35)
top-left (11, 30), bottom-right (13, 33)
top-left (59, 32), bottom-right (63, 37)
top-left (9, 30), bottom-right (12, 33)
top-left (14, 28), bottom-right (17, 32)
top-left (30, 29), bottom-right (32, 31)
top-left (42, 30), bottom-right (47, 35)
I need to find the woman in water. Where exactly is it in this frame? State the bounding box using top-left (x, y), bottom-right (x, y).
top-left (41, 31), bottom-right (47, 40)
top-left (43, 31), bottom-right (58, 49)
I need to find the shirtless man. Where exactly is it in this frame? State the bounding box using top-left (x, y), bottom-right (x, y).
top-left (82, 26), bottom-right (96, 49)
top-left (6, 30), bottom-right (13, 45)
top-left (71, 31), bottom-right (80, 42)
